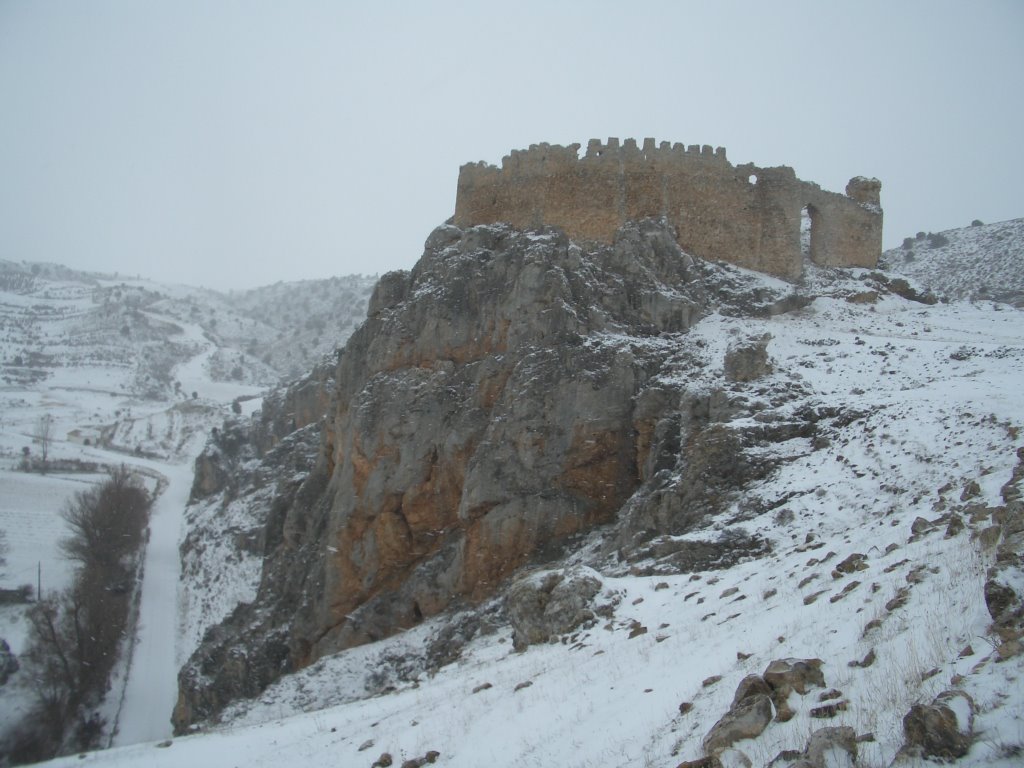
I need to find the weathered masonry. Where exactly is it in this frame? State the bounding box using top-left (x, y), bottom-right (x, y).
top-left (454, 138), bottom-right (882, 279)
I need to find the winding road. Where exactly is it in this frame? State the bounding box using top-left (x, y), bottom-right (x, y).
top-left (103, 316), bottom-right (263, 746)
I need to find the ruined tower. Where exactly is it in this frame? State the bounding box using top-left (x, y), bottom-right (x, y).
top-left (454, 138), bottom-right (882, 279)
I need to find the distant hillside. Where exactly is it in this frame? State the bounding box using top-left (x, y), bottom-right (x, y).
top-left (0, 261), bottom-right (377, 391)
top-left (880, 218), bottom-right (1024, 306)
top-left (223, 276), bottom-right (377, 379)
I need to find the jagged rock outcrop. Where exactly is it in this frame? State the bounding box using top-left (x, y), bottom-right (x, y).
top-left (506, 567), bottom-right (603, 650)
top-left (189, 359), bottom-right (336, 503)
top-left (174, 219), bottom-right (812, 731)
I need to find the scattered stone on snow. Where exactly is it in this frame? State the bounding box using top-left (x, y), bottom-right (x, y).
top-left (809, 700), bottom-right (848, 719)
top-left (847, 648), bottom-right (876, 668)
top-left (830, 552), bottom-right (867, 577)
top-left (802, 589), bottom-right (828, 605)
top-left (829, 580), bottom-right (861, 603)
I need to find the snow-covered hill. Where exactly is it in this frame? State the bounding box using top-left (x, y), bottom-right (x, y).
top-left (880, 218), bottom-right (1024, 306)
top-left (0, 262), bottom-right (374, 760)
top-left (33, 263), bottom-right (1024, 768)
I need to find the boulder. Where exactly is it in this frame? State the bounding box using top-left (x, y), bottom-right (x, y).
top-left (763, 658), bottom-right (825, 722)
top-left (831, 553), bottom-right (867, 577)
top-left (507, 567), bottom-right (602, 650)
top-left (724, 334), bottom-right (772, 382)
top-left (986, 577), bottom-right (1023, 628)
top-left (763, 658), bottom-right (825, 695)
top-left (731, 674), bottom-right (772, 709)
top-left (910, 516), bottom-right (932, 535)
top-left (902, 690), bottom-right (975, 760)
top-left (702, 693), bottom-right (773, 756)
top-left (804, 726), bottom-right (857, 768)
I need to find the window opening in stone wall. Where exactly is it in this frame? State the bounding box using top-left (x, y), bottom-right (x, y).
top-left (801, 204), bottom-right (821, 263)
top-left (748, 174), bottom-right (758, 185)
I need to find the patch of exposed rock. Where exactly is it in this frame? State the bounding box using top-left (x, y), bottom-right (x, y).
top-left (898, 690), bottom-right (975, 761)
top-left (724, 333), bottom-right (772, 382)
top-left (984, 448), bottom-right (1024, 637)
top-left (174, 219), bottom-right (822, 731)
top-left (507, 567), bottom-right (603, 650)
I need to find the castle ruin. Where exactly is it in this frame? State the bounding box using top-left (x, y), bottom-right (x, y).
top-left (454, 138), bottom-right (882, 279)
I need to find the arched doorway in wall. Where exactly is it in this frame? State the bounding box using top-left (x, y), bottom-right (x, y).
top-left (801, 204), bottom-right (822, 264)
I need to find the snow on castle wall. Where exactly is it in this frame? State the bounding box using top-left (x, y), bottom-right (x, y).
top-left (454, 138), bottom-right (882, 279)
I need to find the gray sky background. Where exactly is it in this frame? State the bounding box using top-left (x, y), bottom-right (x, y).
top-left (1, 1), bottom-right (1022, 290)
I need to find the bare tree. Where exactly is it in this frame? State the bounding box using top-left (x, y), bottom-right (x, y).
top-left (17, 467), bottom-right (152, 758)
top-left (33, 413), bottom-right (54, 470)
top-left (60, 465), bottom-right (149, 573)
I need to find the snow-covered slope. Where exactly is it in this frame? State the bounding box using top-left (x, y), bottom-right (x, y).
top-left (880, 218), bottom-right (1024, 306)
top-left (37, 265), bottom-right (1024, 768)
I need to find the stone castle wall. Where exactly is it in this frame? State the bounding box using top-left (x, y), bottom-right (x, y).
top-left (454, 138), bottom-right (882, 279)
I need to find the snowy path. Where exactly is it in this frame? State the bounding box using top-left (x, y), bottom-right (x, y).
top-left (107, 317), bottom-right (258, 746)
top-left (109, 451), bottom-right (199, 745)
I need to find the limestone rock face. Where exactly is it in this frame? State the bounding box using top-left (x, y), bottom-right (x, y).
top-left (174, 219), bottom-right (729, 731)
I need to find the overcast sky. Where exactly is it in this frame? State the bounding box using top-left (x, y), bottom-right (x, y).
top-left (1, 1), bottom-right (1022, 290)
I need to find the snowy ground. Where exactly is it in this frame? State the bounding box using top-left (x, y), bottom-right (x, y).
top-left (33, 280), bottom-right (1024, 767)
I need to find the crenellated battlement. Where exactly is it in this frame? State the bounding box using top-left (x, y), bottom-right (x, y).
top-left (460, 137), bottom-right (730, 179)
top-left (454, 138), bottom-right (882, 279)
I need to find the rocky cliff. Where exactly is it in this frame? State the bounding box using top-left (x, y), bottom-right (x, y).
top-left (173, 219), bottom-right (823, 731)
